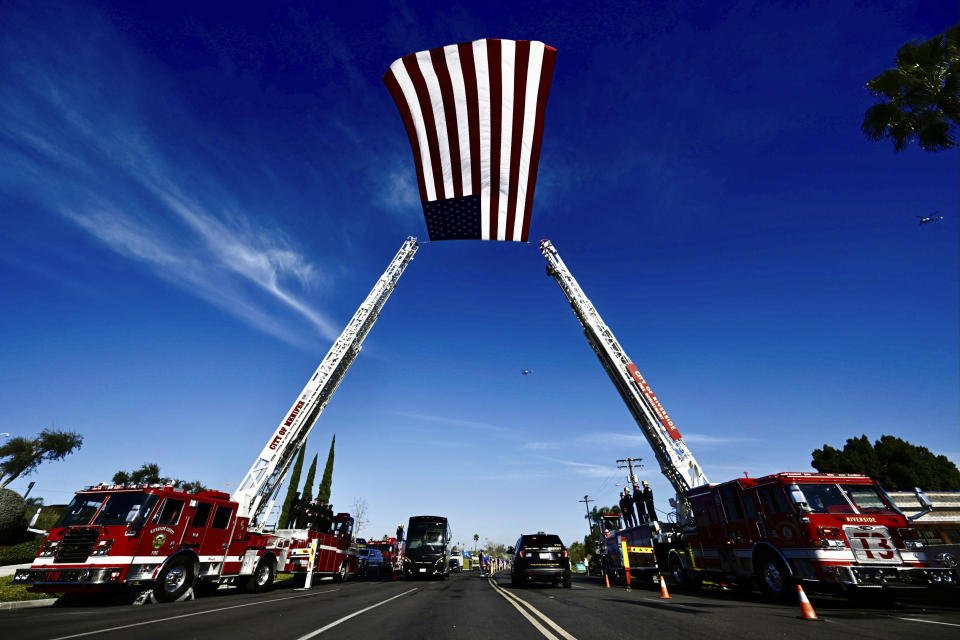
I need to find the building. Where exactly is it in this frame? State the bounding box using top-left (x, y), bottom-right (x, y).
top-left (888, 491), bottom-right (960, 545)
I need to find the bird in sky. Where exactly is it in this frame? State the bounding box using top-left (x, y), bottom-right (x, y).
top-left (917, 213), bottom-right (944, 225)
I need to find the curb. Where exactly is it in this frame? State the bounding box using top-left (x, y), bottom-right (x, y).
top-left (0, 598), bottom-right (58, 611)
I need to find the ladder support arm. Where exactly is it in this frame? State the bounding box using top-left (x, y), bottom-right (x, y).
top-left (539, 240), bottom-right (708, 522)
top-left (233, 237), bottom-right (419, 525)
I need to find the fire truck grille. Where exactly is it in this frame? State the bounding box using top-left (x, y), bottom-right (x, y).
top-left (54, 528), bottom-right (99, 563)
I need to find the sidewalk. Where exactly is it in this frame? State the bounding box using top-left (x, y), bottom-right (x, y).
top-left (0, 564), bottom-right (30, 578)
top-left (0, 564), bottom-right (58, 610)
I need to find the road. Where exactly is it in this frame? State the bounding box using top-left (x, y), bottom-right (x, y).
top-left (3, 572), bottom-right (959, 640)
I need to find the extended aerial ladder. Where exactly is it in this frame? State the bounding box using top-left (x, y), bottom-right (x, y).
top-left (233, 237), bottom-right (419, 527)
top-left (539, 240), bottom-right (708, 525)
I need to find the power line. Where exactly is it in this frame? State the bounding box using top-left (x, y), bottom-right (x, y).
top-left (616, 457), bottom-right (644, 486)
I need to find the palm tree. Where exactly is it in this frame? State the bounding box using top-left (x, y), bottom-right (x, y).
top-left (473, 533), bottom-right (479, 551)
top-left (862, 24), bottom-right (960, 152)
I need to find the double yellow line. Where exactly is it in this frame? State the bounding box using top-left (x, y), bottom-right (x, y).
top-left (487, 577), bottom-right (578, 640)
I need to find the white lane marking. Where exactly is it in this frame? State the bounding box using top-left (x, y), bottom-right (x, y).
top-left (488, 578), bottom-right (578, 640)
top-left (294, 588), bottom-right (418, 640)
top-left (895, 617), bottom-right (960, 628)
top-left (488, 583), bottom-right (560, 640)
top-left (49, 589), bottom-right (339, 640)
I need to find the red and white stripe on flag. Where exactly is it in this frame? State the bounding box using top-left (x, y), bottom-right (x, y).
top-left (383, 39), bottom-right (557, 242)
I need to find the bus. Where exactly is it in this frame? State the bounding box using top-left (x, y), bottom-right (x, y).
top-left (403, 515), bottom-right (451, 579)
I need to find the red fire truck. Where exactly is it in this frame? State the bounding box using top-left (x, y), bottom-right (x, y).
top-left (277, 514), bottom-right (357, 583)
top-left (542, 239), bottom-right (958, 598)
top-left (671, 472), bottom-right (958, 598)
top-left (13, 239), bottom-right (419, 602)
top-left (12, 485), bottom-right (284, 601)
top-left (363, 537), bottom-right (400, 574)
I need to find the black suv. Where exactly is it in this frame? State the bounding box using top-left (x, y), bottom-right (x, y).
top-left (511, 532), bottom-right (571, 588)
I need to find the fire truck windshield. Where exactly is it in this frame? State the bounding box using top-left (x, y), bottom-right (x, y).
top-left (58, 493), bottom-right (108, 527)
top-left (797, 483), bottom-right (897, 515)
top-left (840, 484), bottom-right (898, 514)
top-left (91, 492), bottom-right (160, 527)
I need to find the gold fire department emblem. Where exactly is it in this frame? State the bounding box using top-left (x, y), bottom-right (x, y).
top-left (152, 532), bottom-right (168, 550)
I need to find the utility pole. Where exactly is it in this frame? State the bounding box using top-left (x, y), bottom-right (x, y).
top-left (579, 495), bottom-right (595, 537)
top-left (616, 457), bottom-right (644, 486)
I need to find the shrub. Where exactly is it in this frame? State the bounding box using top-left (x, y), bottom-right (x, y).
top-left (0, 489), bottom-right (27, 544)
top-left (0, 536), bottom-right (42, 565)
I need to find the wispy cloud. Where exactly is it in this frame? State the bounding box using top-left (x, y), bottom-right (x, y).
top-left (387, 411), bottom-right (514, 434)
top-left (535, 456), bottom-right (613, 478)
top-left (0, 5), bottom-right (339, 347)
top-left (681, 432), bottom-right (760, 446)
top-left (375, 157), bottom-right (423, 221)
top-left (582, 431), bottom-right (758, 448)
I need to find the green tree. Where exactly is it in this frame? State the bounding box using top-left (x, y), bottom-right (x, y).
top-left (862, 24), bottom-right (960, 152)
top-left (316, 435), bottom-right (335, 502)
top-left (301, 454), bottom-right (319, 503)
top-left (278, 443), bottom-right (307, 528)
top-left (568, 541), bottom-right (587, 566)
top-left (0, 429), bottom-right (84, 487)
top-left (581, 504), bottom-right (621, 564)
top-left (473, 533), bottom-right (479, 550)
top-left (111, 463), bottom-right (209, 492)
top-left (812, 434), bottom-right (960, 490)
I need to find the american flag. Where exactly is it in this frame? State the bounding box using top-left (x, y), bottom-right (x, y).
top-left (383, 39), bottom-right (557, 242)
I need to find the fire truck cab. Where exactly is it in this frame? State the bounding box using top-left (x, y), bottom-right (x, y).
top-left (13, 484), bottom-right (283, 601)
top-left (674, 472), bottom-right (957, 598)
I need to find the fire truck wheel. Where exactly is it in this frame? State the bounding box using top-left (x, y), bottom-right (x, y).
top-left (153, 557), bottom-right (195, 603)
top-left (667, 552), bottom-right (696, 591)
top-left (334, 560), bottom-right (348, 583)
top-left (241, 557), bottom-right (276, 593)
top-left (755, 553), bottom-right (791, 601)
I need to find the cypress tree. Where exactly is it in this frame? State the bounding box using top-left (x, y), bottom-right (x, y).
top-left (278, 442), bottom-right (307, 528)
top-left (302, 454), bottom-right (319, 503)
top-left (317, 435), bottom-right (335, 502)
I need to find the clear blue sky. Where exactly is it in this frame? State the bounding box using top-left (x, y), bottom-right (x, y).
top-left (1, 0), bottom-right (956, 550)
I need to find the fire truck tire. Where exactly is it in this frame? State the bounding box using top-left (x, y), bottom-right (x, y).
top-left (667, 552), bottom-right (701, 592)
top-left (334, 560), bottom-right (348, 583)
top-left (153, 557), bottom-right (195, 603)
top-left (241, 556), bottom-right (276, 593)
top-left (755, 552), bottom-right (791, 601)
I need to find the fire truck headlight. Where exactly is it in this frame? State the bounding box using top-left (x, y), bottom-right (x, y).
top-left (91, 540), bottom-right (115, 556)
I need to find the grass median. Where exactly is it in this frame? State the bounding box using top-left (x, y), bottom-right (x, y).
top-left (0, 576), bottom-right (59, 603)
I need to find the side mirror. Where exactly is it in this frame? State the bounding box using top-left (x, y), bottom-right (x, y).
top-left (787, 484), bottom-right (811, 512)
top-left (908, 487), bottom-right (934, 521)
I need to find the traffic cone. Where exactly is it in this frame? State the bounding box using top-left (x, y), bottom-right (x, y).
top-left (796, 584), bottom-right (819, 621)
top-left (658, 574), bottom-right (672, 599)
top-left (604, 572), bottom-right (611, 588)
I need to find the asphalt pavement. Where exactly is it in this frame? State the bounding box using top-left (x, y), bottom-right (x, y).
top-left (3, 571), bottom-right (959, 640)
